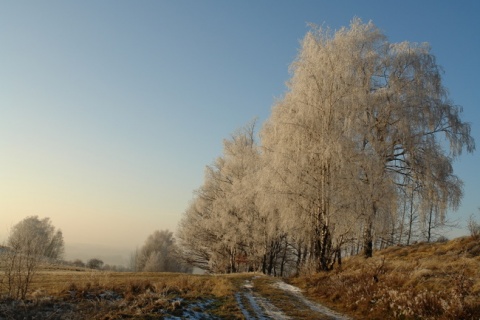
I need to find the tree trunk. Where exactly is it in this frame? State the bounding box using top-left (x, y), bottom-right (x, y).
top-left (363, 219), bottom-right (373, 258)
top-left (229, 248), bottom-right (237, 273)
top-left (407, 187), bottom-right (415, 245)
top-left (319, 223), bottom-right (332, 270)
top-left (426, 205), bottom-right (433, 242)
top-left (267, 241), bottom-right (276, 275)
top-left (279, 237), bottom-right (288, 277)
top-left (262, 253), bottom-right (267, 274)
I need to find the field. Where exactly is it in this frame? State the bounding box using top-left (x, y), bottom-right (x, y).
top-left (0, 270), bottom-right (242, 319)
top-left (1, 236), bottom-right (479, 319)
top-left (0, 269), bottom-right (350, 319)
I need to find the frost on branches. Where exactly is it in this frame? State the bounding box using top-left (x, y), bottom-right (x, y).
top-left (177, 19), bottom-right (474, 274)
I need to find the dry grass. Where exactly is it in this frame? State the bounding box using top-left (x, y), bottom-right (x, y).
top-left (2, 238), bottom-right (479, 319)
top-left (291, 236), bottom-right (480, 319)
top-left (23, 270), bottom-right (236, 297)
top-left (0, 270), bottom-right (245, 319)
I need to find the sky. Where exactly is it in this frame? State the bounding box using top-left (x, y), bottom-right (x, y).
top-left (1, 1), bottom-right (479, 265)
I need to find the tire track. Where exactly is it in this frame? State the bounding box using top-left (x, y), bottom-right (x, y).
top-left (235, 279), bottom-right (289, 319)
top-left (234, 277), bottom-right (351, 320)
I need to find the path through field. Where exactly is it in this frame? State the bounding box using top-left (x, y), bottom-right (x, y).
top-left (233, 275), bottom-right (351, 320)
top-left (0, 271), bottom-right (352, 319)
top-left (235, 279), bottom-right (289, 319)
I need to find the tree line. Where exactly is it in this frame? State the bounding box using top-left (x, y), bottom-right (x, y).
top-left (176, 19), bottom-right (475, 275)
top-left (0, 216), bottom-right (189, 299)
top-left (0, 20), bottom-right (476, 298)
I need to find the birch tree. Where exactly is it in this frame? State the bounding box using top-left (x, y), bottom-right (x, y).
top-left (345, 21), bottom-right (472, 255)
top-left (260, 18), bottom-right (474, 263)
top-left (178, 18), bottom-right (474, 273)
top-left (328, 19), bottom-right (472, 257)
top-left (261, 24), bottom-right (360, 271)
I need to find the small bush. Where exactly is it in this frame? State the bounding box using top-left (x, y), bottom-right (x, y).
top-left (436, 235), bottom-right (449, 243)
top-left (468, 212), bottom-right (480, 239)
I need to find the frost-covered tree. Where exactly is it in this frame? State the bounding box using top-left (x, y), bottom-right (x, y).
top-left (220, 120), bottom-right (292, 275)
top-left (7, 216), bottom-right (64, 260)
top-left (177, 121), bottom-right (287, 274)
top-left (177, 155), bottom-right (238, 273)
top-left (1, 216), bottom-right (64, 299)
top-left (134, 230), bottom-right (191, 273)
top-left (338, 20), bottom-right (471, 255)
top-left (260, 21), bottom-right (370, 270)
top-left (261, 18), bottom-right (474, 263)
top-left (178, 18), bottom-right (474, 274)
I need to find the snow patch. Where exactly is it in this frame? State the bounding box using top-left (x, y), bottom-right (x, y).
top-left (253, 295), bottom-right (290, 320)
top-left (236, 280), bottom-right (290, 320)
top-left (274, 281), bottom-right (303, 294)
top-left (235, 293), bottom-right (251, 319)
top-left (164, 299), bottom-right (218, 320)
top-left (274, 281), bottom-right (351, 320)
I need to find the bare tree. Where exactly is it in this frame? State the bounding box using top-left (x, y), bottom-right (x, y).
top-left (467, 208), bottom-right (480, 239)
top-left (86, 258), bottom-right (104, 270)
top-left (71, 259), bottom-right (86, 268)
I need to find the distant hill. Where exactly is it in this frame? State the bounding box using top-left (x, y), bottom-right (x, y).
top-left (65, 243), bottom-right (132, 267)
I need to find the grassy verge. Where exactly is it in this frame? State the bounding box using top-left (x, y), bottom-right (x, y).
top-left (290, 237), bottom-right (480, 320)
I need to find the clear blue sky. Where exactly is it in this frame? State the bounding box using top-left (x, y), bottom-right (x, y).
top-left (1, 1), bottom-right (479, 258)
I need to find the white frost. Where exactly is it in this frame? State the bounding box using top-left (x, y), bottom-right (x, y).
top-left (274, 281), bottom-right (352, 320)
top-left (235, 280), bottom-right (290, 320)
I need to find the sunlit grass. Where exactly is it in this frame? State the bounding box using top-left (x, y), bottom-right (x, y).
top-left (291, 236), bottom-right (480, 319)
top-left (2, 238), bottom-right (479, 319)
top-left (0, 269), bottom-right (247, 319)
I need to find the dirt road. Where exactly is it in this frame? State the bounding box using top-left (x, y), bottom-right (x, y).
top-left (233, 275), bottom-right (351, 320)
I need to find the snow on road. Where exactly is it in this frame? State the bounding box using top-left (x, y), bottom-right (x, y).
top-left (274, 281), bottom-right (352, 320)
top-left (164, 276), bottom-right (351, 319)
top-left (235, 279), bottom-right (290, 320)
top-left (235, 277), bottom-right (351, 320)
